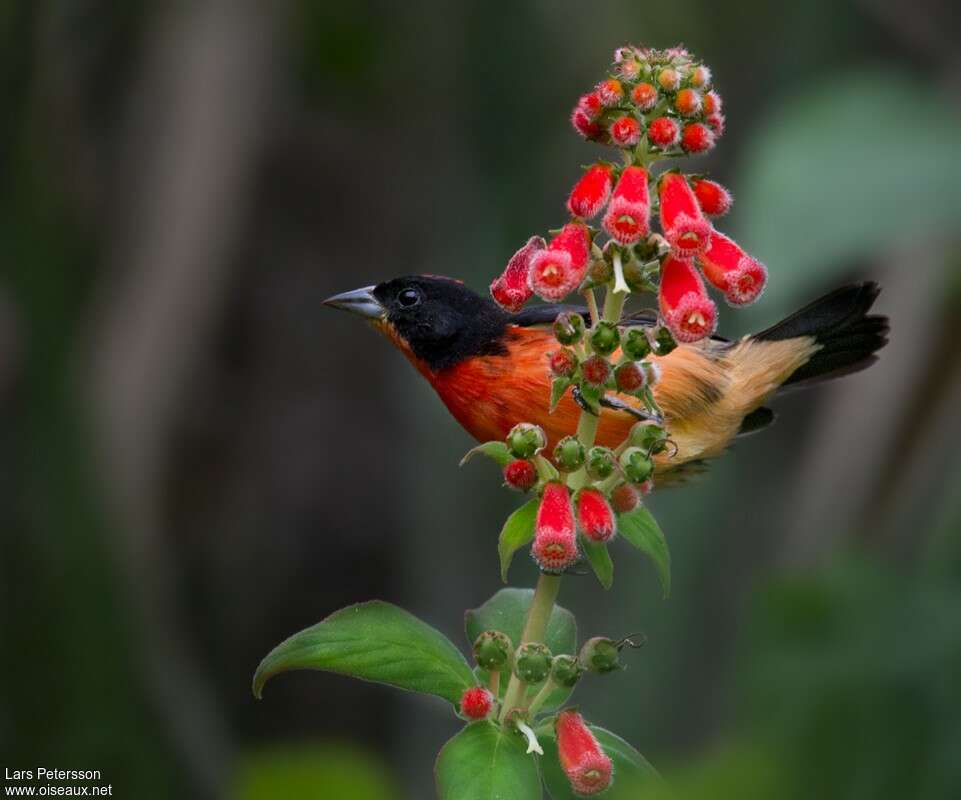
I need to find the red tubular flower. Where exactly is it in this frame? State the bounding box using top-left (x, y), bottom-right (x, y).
top-left (555, 709), bottom-right (613, 796)
top-left (609, 116), bottom-right (641, 147)
top-left (692, 178), bottom-right (732, 217)
top-left (567, 164), bottom-right (613, 220)
top-left (596, 78), bottom-right (624, 107)
top-left (490, 235), bottom-right (545, 312)
top-left (529, 224), bottom-right (590, 301)
top-left (460, 687), bottom-right (494, 720)
top-left (503, 459), bottom-right (538, 492)
top-left (659, 172), bottom-right (712, 258)
top-left (602, 166), bottom-right (650, 245)
top-left (647, 117), bottom-right (679, 150)
top-left (658, 255), bottom-right (717, 343)
top-left (674, 88), bottom-right (702, 117)
top-left (699, 231), bottom-right (768, 306)
top-left (577, 488), bottom-right (616, 543)
top-left (532, 482), bottom-right (579, 573)
top-left (630, 82), bottom-right (658, 111)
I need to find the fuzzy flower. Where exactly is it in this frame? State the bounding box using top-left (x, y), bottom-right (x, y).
top-left (681, 122), bottom-right (715, 153)
top-left (656, 67), bottom-right (680, 91)
top-left (674, 88), bottom-right (702, 117)
top-left (596, 78), bottom-right (624, 107)
top-left (532, 482), bottom-right (579, 573)
top-left (705, 112), bottom-right (725, 137)
top-left (460, 687), bottom-right (494, 720)
top-left (659, 172), bottom-right (712, 258)
top-left (610, 482), bottom-right (641, 513)
top-left (658, 255), bottom-right (717, 343)
top-left (571, 108), bottom-right (605, 141)
top-left (689, 65), bottom-right (712, 88)
top-left (691, 178), bottom-right (732, 217)
top-left (614, 361), bottom-right (646, 394)
top-left (609, 115), bottom-right (641, 147)
top-left (490, 236), bottom-right (545, 312)
top-left (503, 459), bottom-right (538, 492)
top-left (702, 90), bottom-right (722, 115)
top-left (602, 166), bottom-right (650, 245)
top-left (699, 230), bottom-right (768, 306)
top-left (548, 348), bottom-right (578, 378)
top-left (529, 223), bottom-right (590, 301)
top-left (567, 164), bottom-right (613, 220)
top-left (577, 488), bottom-right (616, 543)
top-left (647, 116), bottom-right (679, 150)
top-left (555, 709), bottom-right (614, 796)
top-left (581, 354), bottom-right (611, 387)
top-left (630, 82), bottom-right (658, 110)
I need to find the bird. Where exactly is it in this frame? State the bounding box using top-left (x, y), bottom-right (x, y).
top-left (323, 276), bottom-right (888, 480)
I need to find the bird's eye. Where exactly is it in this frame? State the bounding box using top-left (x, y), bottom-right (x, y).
top-left (398, 288), bottom-right (422, 308)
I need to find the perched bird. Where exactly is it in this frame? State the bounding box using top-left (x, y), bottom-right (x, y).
top-left (324, 276), bottom-right (888, 480)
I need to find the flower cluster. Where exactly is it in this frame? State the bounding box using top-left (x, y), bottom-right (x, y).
top-left (489, 45), bottom-right (767, 346)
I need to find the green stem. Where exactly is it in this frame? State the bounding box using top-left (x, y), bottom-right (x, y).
top-left (603, 275), bottom-right (629, 323)
top-left (582, 288), bottom-right (600, 327)
top-left (498, 572), bottom-right (562, 723)
top-left (526, 677), bottom-right (558, 718)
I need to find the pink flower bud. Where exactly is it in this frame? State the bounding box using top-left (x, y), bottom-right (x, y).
top-left (503, 459), bottom-right (538, 492)
top-left (647, 116), bottom-right (679, 150)
top-left (699, 231), bottom-right (768, 306)
top-left (567, 164), bottom-right (613, 220)
top-left (602, 166), bottom-right (650, 245)
top-left (609, 115), bottom-right (642, 147)
top-left (630, 82), bottom-right (658, 111)
top-left (529, 224), bottom-right (591, 301)
top-left (460, 687), bottom-right (495, 720)
top-left (532, 482), bottom-right (579, 573)
top-left (702, 90), bottom-right (722, 115)
top-left (681, 122), bottom-right (715, 153)
top-left (689, 65), bottom-right (712, 88)
top-left (577, 488), bottom-right (616, 543)
top-left (581, 354), bottom-right (611, 387)
top-left (656, 67), bottom-right (680, 91)
top-left (659, 172), bottom-right (712, 258)
top-left (596, 78), bottom-right (624, 107)
top-left (490, 235), bottom-right (546, 312)
top-left (548, 348), bottom-right (578, 378)
top-left (555, 709), bottom-right (614, 796)
top-left (610, 481), bottom-right (641, 513)
top-left (571, 108), bottom-right (605, 141)
top-left (692, 179), bottom-right (732, 217)
top-left (658, 255), bottom-right (717, 343)
top-left (705, 112), bottom-right (726, 137)
top-left (674, 88), bottom-right (702, 117)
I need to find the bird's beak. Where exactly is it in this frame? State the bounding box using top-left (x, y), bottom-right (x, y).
top-left (322, 285), bottom-right (386, 320)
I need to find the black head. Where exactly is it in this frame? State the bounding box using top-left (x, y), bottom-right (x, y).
top-left (324, 276), bottom-right (511, 371)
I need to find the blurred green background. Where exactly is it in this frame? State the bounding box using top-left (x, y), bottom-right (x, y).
top-left (2, 1), bottom-right (960, 798)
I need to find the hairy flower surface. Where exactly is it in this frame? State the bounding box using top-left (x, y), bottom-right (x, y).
top-left (659, 172), bottom-right (711, 257)
top-left (577, 488), bottom-right (616, 542)
top-left (459, 687), bottom-right (494, 720)
top-left (658, 255), bottom-right (717, 343)
top-left (603, 166), bottom-right (650, 244)
top-left (567, 164), bottom-right (613, 220)
top-left (555, 710), bottom-right (614, 796)
top-left (533, 482), bottom-right (578, 572)
top-left (700, 231), bottom-right (768, 306)
top-left (490, 235), bottom-right (545, 312)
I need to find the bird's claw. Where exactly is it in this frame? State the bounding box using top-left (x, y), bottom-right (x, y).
top-left (599, 394), bottom-right (664, 425)
top-left (572, 385), bottom-right (599, 416)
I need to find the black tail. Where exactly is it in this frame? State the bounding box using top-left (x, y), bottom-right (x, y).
top-left (755, 282), bottom-right (889, 388)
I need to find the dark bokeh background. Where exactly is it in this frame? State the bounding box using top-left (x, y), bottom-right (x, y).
top-left (2, 1), bottom-right (960, 798)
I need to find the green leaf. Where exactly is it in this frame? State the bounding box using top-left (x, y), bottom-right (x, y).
top-left (549, 378), bottom-right (571, 413)
top-left (540, 726), bottom-right (659, 799)
top-left (461, 441), bottom-right (512, 468)
top-left (253, 601), bottom-right (475, 704)
top-left (618, 506), bottom-right (671, 598)
top-left (465, 588), bottom-right (577, 655)
top-left (581, 538), bottom-right (613, 589)
top-left (498, 499), bottom-right (538, 583)
top-left (435, 722), bottom-right (542, 800)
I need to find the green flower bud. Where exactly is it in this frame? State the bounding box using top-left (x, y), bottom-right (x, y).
top-left (621, 259), bottom-right (648, 292)
top-left (473, 630), bottom-right (514, 671)
top-left (622, 328), bottom-right (652, 360)
top-left (655, 326), bottom-right (677, 355)
top-left (586, 446), bottom-right (617, 480)
top-left (507, 423), bottom-right (547, 459)
top-left (578, 637), bottom-right (622, 674)
top-left (629, 422), bottom-right (667, 454)
top-left (554, 311), bottom-right (585, 346)
top-left (620, 447), bottom-right (654, 484)
top-left (514, 642), bottom-right (553, 684)
top-left (550, 654), bottom-right (583, 688)
top-left (588, 258), bottom-right (613, 286)
top-left (590, 321), bottom-right (621, 357)
top-left (553, 435), bottom-right (586, 472)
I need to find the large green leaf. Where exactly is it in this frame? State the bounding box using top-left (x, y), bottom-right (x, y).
top-left (253, 601), bottom-right (475, 705)
top-left (465, 588), bottom-right (577, 655)
top-left (435, 722), bottom-right (542, 800)
top-left (540, 726), bottom-right (659, 799)
top-left (618, 506), bottom-right (671, 598)
top-left (498, 499), bottom-right (538, 582)
top-left (581, 539), bottom-right (614, 590)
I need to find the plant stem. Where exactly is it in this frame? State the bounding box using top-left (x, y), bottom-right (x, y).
top-left (583, 288), bottom-right (600, 327)
top-left (489, 669), bottom-right (500, 695)
top-left (526, 677), bottom-right (558, 718)
top-left (499, 572), bottom-right (562, 723)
